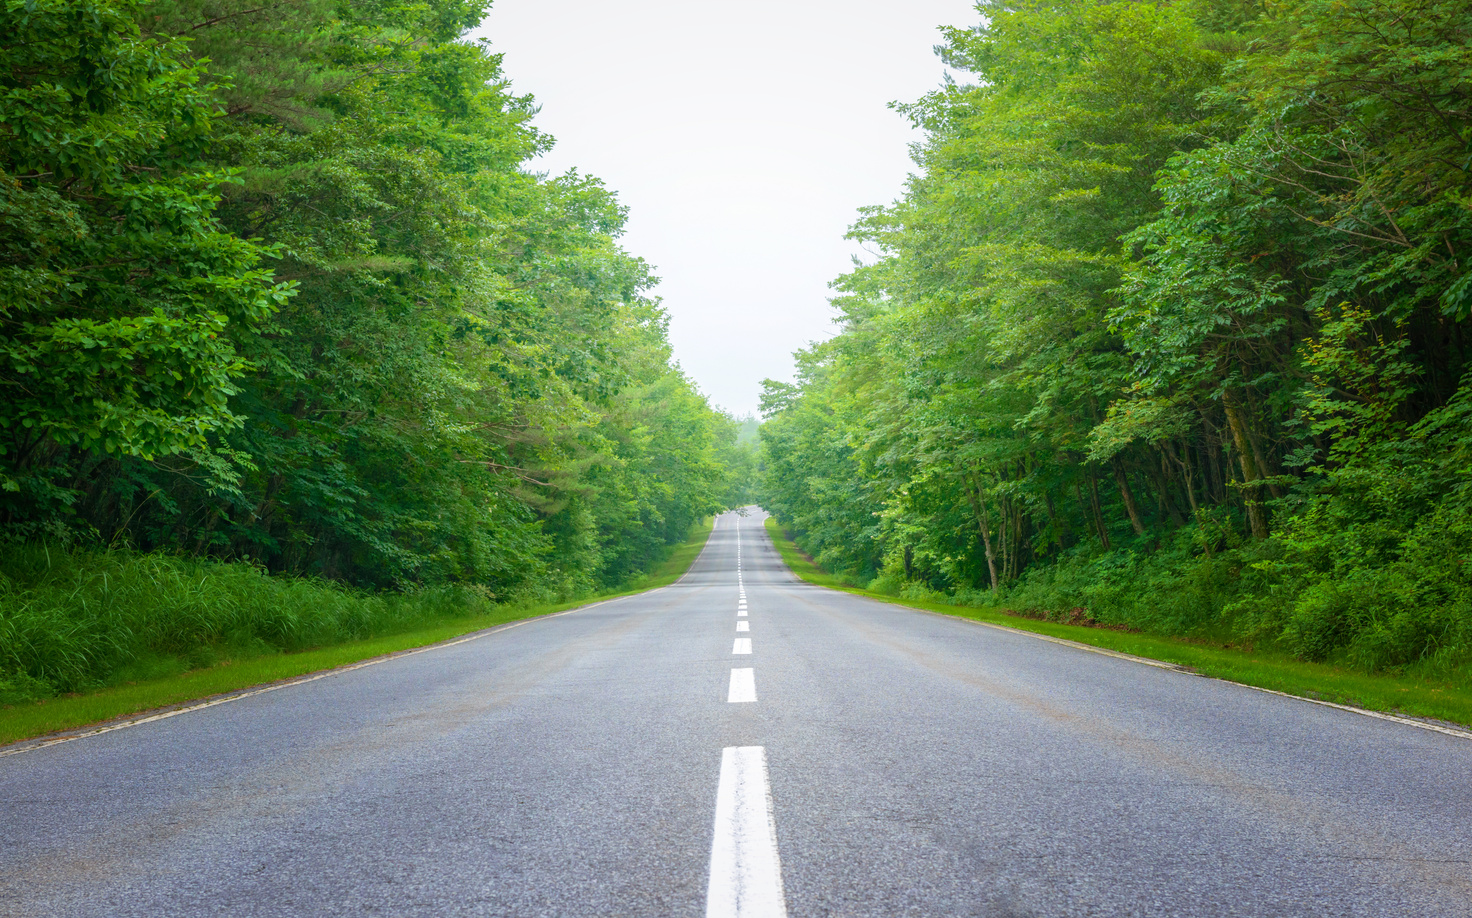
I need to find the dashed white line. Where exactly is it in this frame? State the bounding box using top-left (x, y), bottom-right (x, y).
top-left (706, 746), bottom-right (787, 918)
top-left (727, 668), bottom-right (757, 703)
top-left (736, 621), bottom-right (749, 632)
top-left (738, 609), bottom-right (747, 618)
top-left (733, 638), bottom-right (752, 655)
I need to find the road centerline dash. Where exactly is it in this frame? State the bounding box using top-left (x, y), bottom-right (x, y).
top-left (727, 668), bottom-right (757, 703)
top-left (706, 746), bottom-right (787, 918)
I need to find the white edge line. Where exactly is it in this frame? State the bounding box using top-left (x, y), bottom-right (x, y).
top-left (2, 518), bottom-right (731, 759)
top-left (906, 608), bottom-right (1472, 741)
top-left (759, 503), bottom-right (1472, 738)
top-left (763, 527), bottom-right (1472, 741)
top-left (670, 513), bottom-right (725, 588)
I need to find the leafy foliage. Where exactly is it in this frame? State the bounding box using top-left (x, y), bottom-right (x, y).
top-left (1, 0), bottom-right (750, 673)
top-left (760, 0), bottom-right (1472, 678)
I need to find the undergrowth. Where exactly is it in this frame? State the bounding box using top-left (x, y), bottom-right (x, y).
top-left (0, 545), bottom-right (496, 706)
top-left (0, 518), bottom-right (712, 709)
top-left (786, 514), bottom-right (1472, 687)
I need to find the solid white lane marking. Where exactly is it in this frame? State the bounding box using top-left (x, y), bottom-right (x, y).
top-left (706, 746), bottom-right (786, 918)
top-left (727, 668), bottom-right (757, 703)
top-left (733, 638), bottom-right (752, 655)
top-left (737, 621), bottom-right (749, 632)
top-left (885, 603), bottom-right (1472, 742)
top-left (0, 591), bottom-right (643, 758)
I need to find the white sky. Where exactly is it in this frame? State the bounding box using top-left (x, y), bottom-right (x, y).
top-left (473, 0), bottom-right (979, 417)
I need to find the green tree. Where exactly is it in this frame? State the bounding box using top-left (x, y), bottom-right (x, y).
top-left (0, 0), bottom-right (290, 523)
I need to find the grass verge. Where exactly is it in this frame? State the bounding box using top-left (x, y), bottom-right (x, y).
top-left (0, 517), bottom-right (715, 748)
top-left (765, 517), bottom-right (1472, 730)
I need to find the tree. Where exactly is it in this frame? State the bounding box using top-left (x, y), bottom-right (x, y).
top-left (0, 0), bottom-right (290, 521)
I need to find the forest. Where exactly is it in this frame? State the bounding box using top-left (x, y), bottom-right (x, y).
top-left (759, 0), bottom-right (1472, 680)
top-left (0, 0), bottom-right (752, 702)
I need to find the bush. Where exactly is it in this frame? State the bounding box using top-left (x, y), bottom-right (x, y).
top-left (0, 544), bottom-right (494, 704)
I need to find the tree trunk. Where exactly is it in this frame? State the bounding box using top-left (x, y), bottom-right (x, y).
top-left (1245, 419), bottom-right (1284, 500)
top-left (1222, 390), bottom-right (1270, 539)
top-left (1044, 489), bottom-right (1066, 550)
top-left (966, 471), bottom-right (1000, 591)
top-left (999, 495), bottom-right (1012, 582)
top-left (1202, 418), bottom-right (1225, 503)
top-left (1152, 452), bottom-right (1186, 527)
top-left (1164, 441), bottom-right (1199, 515)
top-left (1088, 473), bottom-right (1111, 550)
top-left (1112, 460), bottom-right (1147, 536)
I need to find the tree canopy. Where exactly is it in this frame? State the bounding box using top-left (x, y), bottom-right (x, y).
top-left (759, 0), bottom-right (1472, 675)
top-left (1, 0), bottom-right (750, 599)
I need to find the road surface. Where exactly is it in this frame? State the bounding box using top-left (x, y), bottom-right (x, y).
top-left (2, 508), bottom-right (1469, 916)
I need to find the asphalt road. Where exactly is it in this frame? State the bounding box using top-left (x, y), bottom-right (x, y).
top-left (3, 508), bottom-right (1469, 917)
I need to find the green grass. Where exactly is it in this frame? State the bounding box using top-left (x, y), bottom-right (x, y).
top-left (0, 517), bottom-right (715, 747)
top-left (765, 517), bottom-right (1472, 729)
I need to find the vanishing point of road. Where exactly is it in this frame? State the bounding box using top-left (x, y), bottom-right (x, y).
top-left (3, 509), bottom-right (1469, 917)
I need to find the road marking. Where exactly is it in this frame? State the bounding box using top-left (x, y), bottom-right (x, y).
top-left (727, 668), bottom-right (757, 703)
top-left (733, 638), bottom-right (752, 655)
top-left (891, 605), bottom-right (1472, 741)
top-left (706, 746), bottom-right (787, 918)
top-left (0, 592), bottom-right (644, 758)
top-left (737, 621), bottom-right (749, 632)
top-left (738, 609), bottom-right (747, 618)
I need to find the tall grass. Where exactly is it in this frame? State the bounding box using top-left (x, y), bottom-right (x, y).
top-left (765, 518), bottom-right (1472, 727)
top-left (1, 516), bottom-right (718, 711)
top-left (0, 545), bottom-right (496, 705)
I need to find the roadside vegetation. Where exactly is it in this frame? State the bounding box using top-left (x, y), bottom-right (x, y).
top-left (0, 518), bottom-right (713, 745)
top-left (0, 0), bottom-right (756, 727)
top-left (759, 0), bottom-right (1472, 691)
top-left (766, 519), bottom-right (1472, 729)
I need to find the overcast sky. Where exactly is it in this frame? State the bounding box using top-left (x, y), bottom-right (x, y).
top-left (472, 0), bottom-right (979, 417)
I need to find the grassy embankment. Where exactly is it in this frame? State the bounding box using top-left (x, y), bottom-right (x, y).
top-left (764, 517), bottom-right (1472, 729)
top-left (0, 518), bottom-right (714, 746)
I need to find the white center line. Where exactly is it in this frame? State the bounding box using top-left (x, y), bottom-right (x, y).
top-left (706, 746), bottom-right (787, 918)
top-left (732, 638), bottom-right (752, 655)
top-left (727, 668), bottom-right (757, 703)
top-left (736, 621), bottom-right (749, 632)
top-left (738, 609), bottom-right (747, 618)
